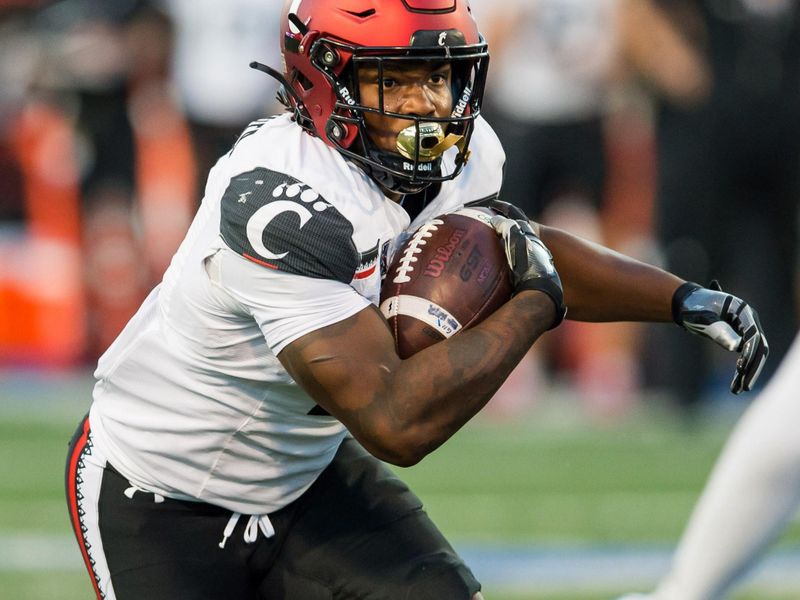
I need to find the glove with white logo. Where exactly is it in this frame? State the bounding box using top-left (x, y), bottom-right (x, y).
top-left (491, 215), bottom-right (566, 329)
top-left (672, 280), bottom-right (769, 394)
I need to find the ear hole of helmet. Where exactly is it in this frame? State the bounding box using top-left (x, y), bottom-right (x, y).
top-left (310, 42), bottom-right (352, 80)
top-left (316, 44), bottom-right (341, 68)
top-left (326, 120), bottom-right (348, 142)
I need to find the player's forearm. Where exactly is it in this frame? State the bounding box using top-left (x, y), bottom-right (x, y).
top-left (375, 290), bottom-right (554, 465)
top-left (279, 295), bottom-right (555, 467)
top-left (539, 225), bottom-right (682, 322)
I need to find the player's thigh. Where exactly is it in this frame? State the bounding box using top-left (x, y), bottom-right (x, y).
top-left (98, 476), bottom-right (257, 600)
top-left (256, 438), bottom-right (481, 600)
top-left (66, 418), bottom-right (256, 600)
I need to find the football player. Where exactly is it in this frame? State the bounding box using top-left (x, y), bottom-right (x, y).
top-left (618, 331), bottom-right (800, 600)
top-left (65, 1), bottom-right (767, 599)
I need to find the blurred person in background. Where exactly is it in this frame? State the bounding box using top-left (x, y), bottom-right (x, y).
top-left (617, 329), bottom-right (800, 600)
top-left (0, 1), bottom-right (86, 366)
top-left (632, 0), bottom-right (800, 413)
top-left (470, 0), bottom-right (633, 417)
top-left (161, 0), bottom-right (283, 200)
top-left (475, 0), bottom-right (800, 417)
top-left (22, 0), bottom-right (196, 358)
top-left (472, 0), bottom-right (618, 223)
top-left (0, 0), bottom-right (292, 366)
top-left (470, 0), bottom-right (683, 418)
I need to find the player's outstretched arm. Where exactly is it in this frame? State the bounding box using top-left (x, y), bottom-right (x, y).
top-left (538, 224), bottom-right (768, 393)
top-left (279, 217), bottom-right (563, 467)
top-left (539, 224), bottom-right (682, 322)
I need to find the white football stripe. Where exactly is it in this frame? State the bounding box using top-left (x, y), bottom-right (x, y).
top-left (380, 295), bottom-right (463, 338)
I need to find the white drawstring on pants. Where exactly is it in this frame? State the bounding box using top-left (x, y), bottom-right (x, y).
top-left (218, 512), bottom-right (275, 549)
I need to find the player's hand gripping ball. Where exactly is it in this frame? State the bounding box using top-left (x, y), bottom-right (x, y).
top-left (380, 207), bottom-right (513, 358)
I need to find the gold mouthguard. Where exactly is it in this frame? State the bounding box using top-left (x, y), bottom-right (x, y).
top-left (396, 122), bottom-right (464, 162)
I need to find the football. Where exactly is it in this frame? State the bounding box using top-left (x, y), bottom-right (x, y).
top-left (380, 206), bottom-right (513, 358)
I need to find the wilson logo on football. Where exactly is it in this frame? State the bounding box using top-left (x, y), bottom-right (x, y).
top-left (424, 230), bottom-right (465, 278)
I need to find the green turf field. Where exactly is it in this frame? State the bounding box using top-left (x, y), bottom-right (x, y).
top-left (2, 377), bottom-right (799, 599)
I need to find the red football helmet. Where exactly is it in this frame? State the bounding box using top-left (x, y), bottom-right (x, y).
top-left (254, 0), bottom-right (489, 194)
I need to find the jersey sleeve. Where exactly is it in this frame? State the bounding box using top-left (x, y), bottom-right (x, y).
top-left (210, 246), bottom-right (371, 355)
top-left (219, 167), bottom-right (359, 283)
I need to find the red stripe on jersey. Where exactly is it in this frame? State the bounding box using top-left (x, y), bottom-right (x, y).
top-left (244, 253), bottom-right (279, 269)
top-left (66, 418), bottom-right (103, 600)
top-left (354, 265), bottom-right (376, 280)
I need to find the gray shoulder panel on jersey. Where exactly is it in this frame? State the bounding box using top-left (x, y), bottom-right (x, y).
top-left (220, 167), bottom-right (358, 283)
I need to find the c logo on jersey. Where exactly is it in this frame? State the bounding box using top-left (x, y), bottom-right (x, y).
top-left (220, 168), bottom-right (358, 283)
top-left (245, 182), bottom-right (331, 260)
top-left (247, 201), bottom-right (313, 260)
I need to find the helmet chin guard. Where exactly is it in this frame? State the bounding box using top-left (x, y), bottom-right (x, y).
top-left (362, 145), bottom-right (443, 196)
top-left (255, 0), bottom-right (489, 194)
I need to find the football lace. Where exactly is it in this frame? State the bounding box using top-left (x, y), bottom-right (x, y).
top-left (393, 219), bottom-right (443, 284)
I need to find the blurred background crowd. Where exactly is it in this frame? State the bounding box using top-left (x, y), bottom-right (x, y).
top-left (1, 0), bottom-right (798, 420)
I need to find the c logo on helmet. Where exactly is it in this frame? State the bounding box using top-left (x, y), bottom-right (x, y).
top-left (438, 32), bottom-right (448, 46)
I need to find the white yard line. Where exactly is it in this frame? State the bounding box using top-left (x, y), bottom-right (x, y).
top-left (0, 535), bottom-right (83, 571)
top-left (458, 543), bottom-right (800, 593)
top-left (4, 534), bottom-right (800, 593)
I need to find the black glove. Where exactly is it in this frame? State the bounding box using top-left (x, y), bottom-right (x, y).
top-left (491, 215), bottom-right (566, 329)
top-left (672, 280), bottom-right (769, 394)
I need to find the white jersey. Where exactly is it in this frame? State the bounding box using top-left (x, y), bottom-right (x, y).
top-left (89, 113), bottom-right (505, 515)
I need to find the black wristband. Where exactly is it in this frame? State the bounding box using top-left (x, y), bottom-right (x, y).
top-left (671, 281), bottom-right (702, 324)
